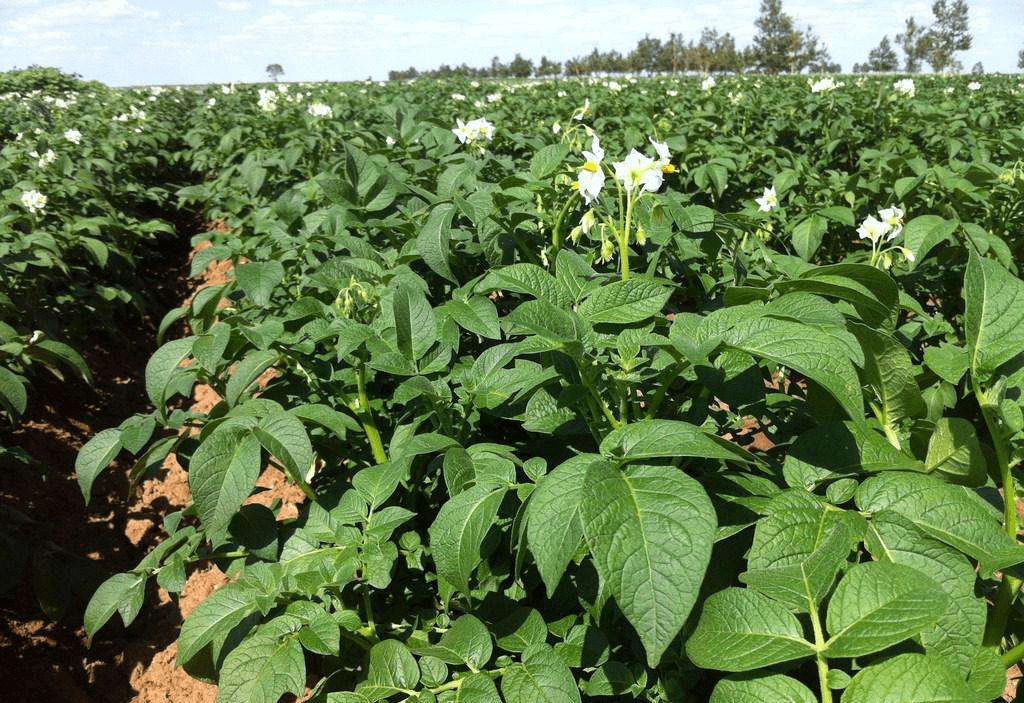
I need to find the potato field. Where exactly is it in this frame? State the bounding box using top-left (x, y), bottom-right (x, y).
top-left (3, 70), bottom-right (1024, 702)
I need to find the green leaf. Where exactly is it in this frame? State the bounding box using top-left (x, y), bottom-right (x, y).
top-left (253, 411), bottom-right (313, 481)
top-left (925, 417), bottom-right (987, 486)
top-left (455, 672), bottom-right (502, 702)
top-left (225, 350), bottom-right (277, 407)
top-left (967, 646), bottom-right (1006, 701)
top-left (189, 427), bottom-right (262, 545)
top-left (217, 616), bottom-right (305, 703)
top-left (965, 250), bottom-right (1024, 381)
top-left (842, 653), bottom-right (979, 703)
top-left (824, 561), bottom-right (947, 658)
top-left (76, 427), bottom-right (122, 505)
top-left (420, 614), bottom-right (493, 668)
top-left (84, 571), bottom-right (147, 641)
top-left (361, 639), bottom-right (420, 699)
top-left (29, 339), bottom-right (92, 383)
top-left (235, 260), bottom-right (285, 307)
top-left (494, 608), bottom-right (548, 653)
top-left (923, 343), bottom-right (969, 386)
top-left (740, 506), bottom-right (853, 612)
top-left (481, 264), bottom-right (573, 308)
top-left (599, 419), bottom-right (759, 465)
top-left (776, 264), bottom-right (897, 328)
top-left (525, 454), bottom-right (595, 596)
top-left (442, 297), bottom-right (501, 339)
top-left (145, 337), bottom-right (195, 410)
top-left (850, 323), bottom-right (925, 427)
top-left (709, 674), bottom-right (817, 703)
top-left (507, 300), bottom-right (586, 344)
top-left (686, 588), bottom-right (815, 671)
top-left (177, 581), bottom-right (259, 665)
top-left (429, 484), bottom-right (506, 592)
top-left (0, 366), bottom-right (27, 418)
top-left (865, 510), bottom-right (984, 676)
top-left (724, 315), bottom-right (864, 418)
top-left (501, 643), bottom-right (581, 703)
top-left (782, 421), bottom-right (924, 489)
top-left (791, 214), bottom-right (826, 261)
top-left (856, 472), bottom-right (1024, 573)
top-left (530, 144), bottom-right (569, 180)
top-left (577, 278), bottom-right (670, 324)
top-left (391, 285), bottom-right (438, 361)
top-left (352, 461), bottom-right (408, 509)
top-left (580, 463), bottom-right (716, 667)
top-left (902, 215), bottom-right (957, 269)
top-left (417, 203), bottom-right (457, 282)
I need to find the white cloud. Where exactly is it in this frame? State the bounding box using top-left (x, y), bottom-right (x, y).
top-left (6, 0), bottom-right (158, 32)
top-left (217, 0), bottom-right (251, 10)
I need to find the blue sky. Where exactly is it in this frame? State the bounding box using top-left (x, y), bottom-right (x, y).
top-left (1, 0), bottom-right (1020, 85)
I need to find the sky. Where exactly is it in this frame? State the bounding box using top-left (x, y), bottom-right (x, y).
top-left (1, 0), bottom-right (1021, 86)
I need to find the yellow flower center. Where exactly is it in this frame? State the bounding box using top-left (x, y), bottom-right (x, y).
top-left (582, 161), bottom-right (599, 172)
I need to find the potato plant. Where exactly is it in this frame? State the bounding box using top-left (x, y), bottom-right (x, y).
top-left (64, 73), bottom-right (1024, 702)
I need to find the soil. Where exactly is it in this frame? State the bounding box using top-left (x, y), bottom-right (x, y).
top-left (0, 224), bottom-right (304, 702)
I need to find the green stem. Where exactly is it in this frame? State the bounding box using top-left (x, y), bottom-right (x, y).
top-left (362, 588), bottom-right (376, 638)
top-left (339, 628), bottom-right (373, 652)
top-left (356, 357), bottom-right (388, 464)
top-left (1002, 638), bottom-right (1024, 668)
top-left (267, 457), bottom-right (318, 503)
top-left (976, 384), bottom-right (1022, 647)
top-left (809, 602), bottom-right (833, 703)
top-left (551, 191), bottom-right (578, 255)
top-left (618, 191), bottom-right (635, 281)
top-left (578, 361), bottom-right (621, 429)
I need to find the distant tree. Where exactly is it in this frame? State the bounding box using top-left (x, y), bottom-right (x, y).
top-left (863, 35), bottom-right (900, 71)
top-left (508, 53), bottom-right (534, 78)
top-left (801, 25), bottom-right (838, 72)
top-left (536, 55), bottom-right (561, 77)
top-left (751, 0), bottom-right (802, 73)
top-left (926, 0), bottom-right (971, 72)
top-left (659, 33), bottom-right (687, 73)
top-left (629, 35), bottom-right (663, 73)
top-left (266, 63), bottom-right (284, 81)
top-left (1019, 47), bottom-right (1024, 69)
top-left (970, 61), bottom-right (983, 73)
top-left (489, 56), bottom-right (508, 78)
top-left (896, 17), bottom-right (931, 72)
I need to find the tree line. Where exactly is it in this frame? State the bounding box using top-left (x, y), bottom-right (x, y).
top-left (389, 0), bottom-right (988, 80)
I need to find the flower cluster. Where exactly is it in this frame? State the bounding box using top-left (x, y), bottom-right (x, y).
top-left (257, 88), bottom-right (279, 113)
top-left (307, 102), bottom-right (333, 118)
top-left (857, 206), bottom-right (904, 243)
top-left (701, 76), bottom-right (716, 91)
top-left (809, 77), bottom-right (843, 94)
top-left (20, 189), bottom-right (46, 213)
top-left (892, 78), bottom-right (916, 98)
top-left (967, 81), bottom-right (981, 91)
top-left (30, 149), bottom-right (57, 168)
top-left (452, 118), bottom-right (494, 145)
top-left (63, 129), bottom-right (82, 144)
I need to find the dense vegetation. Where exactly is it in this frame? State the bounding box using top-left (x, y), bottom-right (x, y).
top-left (5, 69), bottom-right (1024, 702)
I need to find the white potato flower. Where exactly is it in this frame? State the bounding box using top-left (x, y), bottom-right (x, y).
top-left (20, 189), bottom-right (46, 213)
top-left (857, 214), bottom-right (891, 243)
top-left (967, 81), bottom-right (981, 91)
top-left (666, 89), bottom-right (678, 97)
top-left (577, 135), bottom-right (606, 205)
top-left (451, 93), bottom-right (466, 101)
top-left (452, 117), bottom-right (494, 145)
top-left (893, 78), bottom-right (916, 98)
top-left (207, 98), bottom-right (217, 107)
top-left (613, 149), bottom-right (663, 193)
top-left (809, 77), bottom-right (840, 93)
top-left (486, 92), bottom-right (502, 103)
top-left (257, 88), bottom-right (279, 112)
top-left (307, 102), bottom-right (333, 118)
top-left (701, 75), bottom-right (716, 91)
top-left (877, 206), bottom-right (905, 239)
top-left (385, 136), bottom-right (396, 147)
top-left (580, 209), bottom-right (597, 235)
top-left (63, 129), bottom-right (82, 144)
top-left (755, 186), bottom-right (778, 212)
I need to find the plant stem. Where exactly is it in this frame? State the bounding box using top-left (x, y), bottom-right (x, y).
top-left (1002, 638), bottom-right (1024, 668)
top-left (976, 384), bottom-right (1022, 647)
top-left (362, 587), bottom-right (376, 638)
top-left (618, 191), bottom-right (635, 281)
top-left (356, 357), bottom-right (388, 464)
top-left (551, 191), bottom-right (577, 255)
top-left (578, 361), bottom-right (621, 429)
top-left (809, 602), bottom-right (833, 703)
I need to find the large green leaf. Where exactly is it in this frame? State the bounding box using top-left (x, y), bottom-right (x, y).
top-left (577, 278), bottom-right (670, 324)
top-left (358, 640), bottom-right (420, 700)
top-left (599, 419), bottom-right (759, 465)
top-left (177, 581), bottom-right (259, 665)
top-left (417, 203), bottom-right (457, 282)
top-left (824, 561), bottom-right (947, 658)
top-left (925, 417), bottom-right (987, 486)
top-left (83, 570), bottom-right (147, 641)
top-left (217, 616), bottom-right (305, 703)
top-left (189, 427), bottom-right (262, 545)
top-left (723, 315), bottom-right (864, 418)
top-left (965, 250), bottom-right (1024, 381)
top-left (429, 484), bottom-right (506, 592)
top-left (580, 463), bottom-right (716, 667)
top-left (709, 674), bottom-right (817, 703)
top-left (856, 471), bottom-right (1024, 573)
top-left (740, 506), bottom-right (853, 612)
top-left (525, 454), bottom-right (597, 596)
top-left (842, 653), bottom-right (979, 703)
top-left (234, 260), bottom-right (284, 307)
top-left (253, 410), bottom-right (313, 481)
top-left (850, 322), bottom-right (925, 428)
top-left (501, 643), bottom-right (581, 703)
top-left (480, 264), bottom-right (573, 308)
top-left (145, 336), bottom-right (195, 411)
top-left (686, 588), bottom-right (815, 671)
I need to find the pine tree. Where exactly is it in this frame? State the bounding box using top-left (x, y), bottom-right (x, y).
top-left (864, 36), bottom-right (900, 72)
top-left (751, 0), bottom-right (801, 73)
top-left (896, 17), bottom-right (931, 72)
